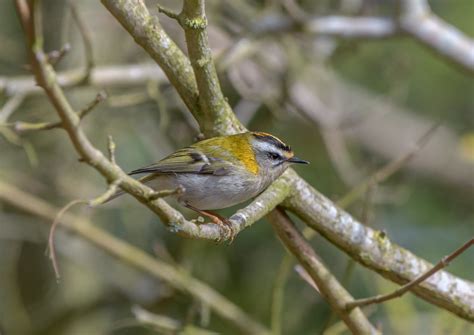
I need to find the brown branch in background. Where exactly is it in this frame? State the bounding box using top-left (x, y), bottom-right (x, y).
top-left (48, 199), bottom-right (85, 280)
top-left (0, 93), bottom-right (26, 123)
top-left (69, 1), bottom-right (94, 82)
top-left (0, 180), bottom-right (270, 334)
top-left (346, 238), bottom-right (474, 311)
top-left (0, 64), bottom-right (166, 96)
top-left (268, 208), bottom-right (378, 335)
top-left (252, 6), bottom-right (474, 73)
top-left (305, 16), bottom-right (397, 39)
top-left (337, 122), bottom-right (440, 208)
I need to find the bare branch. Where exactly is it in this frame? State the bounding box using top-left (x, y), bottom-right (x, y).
top-left (346, 238), bottom-right (474, 310)
top-left (399, 0), bottom-right (474, 74)
top-left (180, 0), bottom-right (244, 136)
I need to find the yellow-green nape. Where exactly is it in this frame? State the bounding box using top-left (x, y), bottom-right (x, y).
top-left (197, 133), bottom-right (260, 175)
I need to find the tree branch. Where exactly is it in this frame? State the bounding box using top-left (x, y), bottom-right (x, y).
top-left (345, 238), bottom-right (474, 311)
top-left (180, 0), bottom-right (244, 136)
top-left (399, 0), bottom-right (474, 74)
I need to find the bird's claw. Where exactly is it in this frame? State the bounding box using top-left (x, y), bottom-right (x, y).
top-left (210, 216), bottom-right (237, 243)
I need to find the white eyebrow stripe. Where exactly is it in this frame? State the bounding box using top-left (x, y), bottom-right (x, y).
top-left (253, 140), bottom-right (282, 153)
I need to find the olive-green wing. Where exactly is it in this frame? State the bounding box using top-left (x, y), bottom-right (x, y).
top-left (128, 147), bottom-right (231, 176)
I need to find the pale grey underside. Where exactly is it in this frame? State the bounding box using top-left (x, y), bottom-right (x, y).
top-left (145, 172), bottom-right (270, 210)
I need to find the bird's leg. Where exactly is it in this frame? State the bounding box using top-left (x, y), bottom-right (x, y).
top-left (184, 203), bottom-right (236, 242)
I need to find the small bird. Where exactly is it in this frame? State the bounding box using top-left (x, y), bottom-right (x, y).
top-left (114, 132), bottom-right (308, 230)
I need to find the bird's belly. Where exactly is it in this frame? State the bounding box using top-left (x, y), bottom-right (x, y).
top-left (145, 174), bottom-right (262, 210)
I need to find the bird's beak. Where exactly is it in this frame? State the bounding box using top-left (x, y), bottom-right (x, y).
top-left (287, 156), bottom-right (309, 164)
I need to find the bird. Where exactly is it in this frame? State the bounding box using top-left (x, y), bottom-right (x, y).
top-left (112, 131), bottom-right (308, 232)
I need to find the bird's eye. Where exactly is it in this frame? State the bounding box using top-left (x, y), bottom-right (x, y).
top-left (268, 152), bottom-right (282, 160)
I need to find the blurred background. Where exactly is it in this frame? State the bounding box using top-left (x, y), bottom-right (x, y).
top-left (0, 0), bottom-right (473, 334)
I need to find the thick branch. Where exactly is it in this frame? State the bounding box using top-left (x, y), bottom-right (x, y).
top-left (0, 180), bottom-right (270, 334)
top-left (180, 0), bottom-right (244, 136)
top-left (269, 209), bottom-right (378, 335)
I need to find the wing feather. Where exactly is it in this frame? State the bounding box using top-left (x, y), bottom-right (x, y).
top-left (129, 147), bottom-right (231, 176)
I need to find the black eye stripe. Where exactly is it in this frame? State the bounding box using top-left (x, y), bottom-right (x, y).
top-left (268, 152), bottom-right (282, 160)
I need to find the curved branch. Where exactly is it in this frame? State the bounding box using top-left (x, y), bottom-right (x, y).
top-left (399, 0), bottom-right (474, 74)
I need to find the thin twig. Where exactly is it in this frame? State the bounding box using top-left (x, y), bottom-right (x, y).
top-left (46, 43), bottom-right (71, 66)
top-left (294, 264), bottom-right (320, 294)
top-left (156, 4), bottom-right (180, 21)
top-left (9, 90), bottom-right (107, 134)
top-left (48, 199), bottom-right (86, 281)
top-left (78, 90), bottom-right (107, 119)
top-left (346, 238), bottom-right (474, 310)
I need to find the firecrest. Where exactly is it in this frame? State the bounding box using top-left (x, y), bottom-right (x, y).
top-left (113, 131), bottom-right (308, 227)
